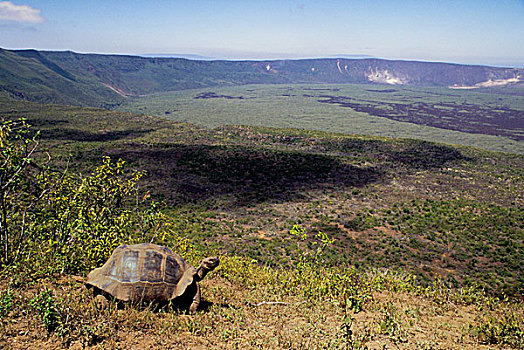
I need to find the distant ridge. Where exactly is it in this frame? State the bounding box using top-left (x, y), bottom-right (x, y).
top-left (0, 48), bottom-right (522, 107)
top-left (330, 54), bottom-right (376, 59)
top-left (139, 53), bottom-right (216, 60)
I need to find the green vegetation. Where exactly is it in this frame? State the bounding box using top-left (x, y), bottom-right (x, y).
top-left (0, 288), bottom-right (13, 317)
top-left (2, 48), bottom-right (523, 153)
top-left (0, 49), bottom-right (122, 107)
top-left (117, 84), bottom-right (524, 153)
top-left (0, 98), bottom-right (522, 348)
top-left (1, 98), bottom-right (522, 295)
top-left (378, 199), bottom-right (522, 293)
top-left (469, 309), bottom-right (524, 348)
top-left (0, 119), bottom-right (39, 263)
top-left (30, 288), bottom-right (62, 332)
top-left (377, 302), bottom-right (408, 343)
top-left (0, 125), bottom-right (178, 277)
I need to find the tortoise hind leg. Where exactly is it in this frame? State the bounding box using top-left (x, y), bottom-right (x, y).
top-left (189, 283), bottom-right (201, 313)
top-left (94, 294), bottom-right (110, 309)
top-left (89, 287), bottom-right (110, 309)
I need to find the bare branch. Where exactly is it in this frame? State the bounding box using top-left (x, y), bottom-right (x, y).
top-left (255, 301), bottom-right (288, 307)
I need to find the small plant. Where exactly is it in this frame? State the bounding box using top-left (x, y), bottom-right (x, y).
top-left (341, 314), bottom-right (353, 348)
top-left (377, 302), bottom-right (408, 343)
top-left (0, 288), bottom-right (14, 317)
top-left (80, 323), bottom-right (106, 347)
top-left (344, 288), bottom-right (371, 314)
top-left (289, 224), bottom-right (334, 267)
top-left (30, 288), bottom-right (62, 332)
top-left (340, 314), bottom-right (370, 350)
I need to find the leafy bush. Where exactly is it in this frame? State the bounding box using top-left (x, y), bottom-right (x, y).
top-left (0, 121), bottom-right (189, 276)
top-left (0, 118), bottom-right (40, 264)
top-left (30, 156), bottom-right (144, 273)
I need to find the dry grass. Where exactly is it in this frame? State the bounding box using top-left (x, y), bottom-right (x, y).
top-left (1, 267), bottom-right (522, 350)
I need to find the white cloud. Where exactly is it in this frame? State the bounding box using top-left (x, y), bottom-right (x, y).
top-left (0, 1), bottom-right (44, 23)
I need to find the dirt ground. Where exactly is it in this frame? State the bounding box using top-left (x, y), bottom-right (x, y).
top-left (1, 275), bottom-right (519, 350)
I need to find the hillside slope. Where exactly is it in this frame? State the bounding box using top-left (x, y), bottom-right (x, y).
top-left (0, 49), bottom-right (122, 107)
top-left (1, 48), bottom-right (522, 107)
top-left (1, 97), bottom-right (522, 296)
top-left (0, 99), bottom-right (522, 349)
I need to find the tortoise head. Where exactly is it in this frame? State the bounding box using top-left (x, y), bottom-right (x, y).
top-left (195, 256), bottom-right (219, 281)
top-left (201, 256), bottom-right (220, 270)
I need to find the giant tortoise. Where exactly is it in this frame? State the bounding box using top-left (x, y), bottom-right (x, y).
top-left (85, 243), bottom-right (219, 312)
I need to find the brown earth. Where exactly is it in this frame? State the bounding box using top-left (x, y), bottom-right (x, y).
top-left (1, 275), bottom-right (519, 350)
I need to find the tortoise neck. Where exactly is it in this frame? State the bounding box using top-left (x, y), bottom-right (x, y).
top-left (195, 266), bottom-right (209, 282)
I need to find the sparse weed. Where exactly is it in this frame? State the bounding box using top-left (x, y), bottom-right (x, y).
top-left (30, 287), bottom-right (63, 333)
top-left (0, 288), bottom-right (14, 317)
top-left (377, 302), bottom-right (408, 343)
top-left (0, 287), bottom-right (15, 332)
top-left (340, 315), bottom-right (370, 350)
top-left (80, 323), bottom-right (106, 347)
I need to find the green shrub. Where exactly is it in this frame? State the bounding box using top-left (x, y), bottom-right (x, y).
top-left (0, 288), bottom-right (14, 317)
top-left (0, 120), bottom-right (184, 275)
top-left (30, 288), bottom-right (62, 332)
top-left (469, 311), bottom-right (524, 348)
top-left (0, 119), bottom-right (40, 264)
top-left (30, 156), bottom-right (144, 273)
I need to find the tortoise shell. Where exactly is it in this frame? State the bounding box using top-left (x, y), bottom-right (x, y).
top-left (86, 243), bottom-right (196, 302)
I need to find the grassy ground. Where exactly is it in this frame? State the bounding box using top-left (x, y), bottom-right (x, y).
top-left (116, 84), bottom-right (524, 154)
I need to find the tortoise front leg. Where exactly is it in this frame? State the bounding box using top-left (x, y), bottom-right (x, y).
top-left (189, 283), bottom-right (200, 313)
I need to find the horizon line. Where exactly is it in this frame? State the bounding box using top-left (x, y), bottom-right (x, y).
top-left (2, 47), bottom-right (523, 69)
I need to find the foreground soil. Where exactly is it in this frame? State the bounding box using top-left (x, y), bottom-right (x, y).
top-left (1, 274), bottom-right (521, 350)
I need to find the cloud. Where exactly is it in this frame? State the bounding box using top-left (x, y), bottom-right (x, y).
top-left (0, 1), bottom-right (44, 23)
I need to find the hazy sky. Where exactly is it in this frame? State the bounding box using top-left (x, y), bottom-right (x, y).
top-left (0, 0), bottom-right (523, 66)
